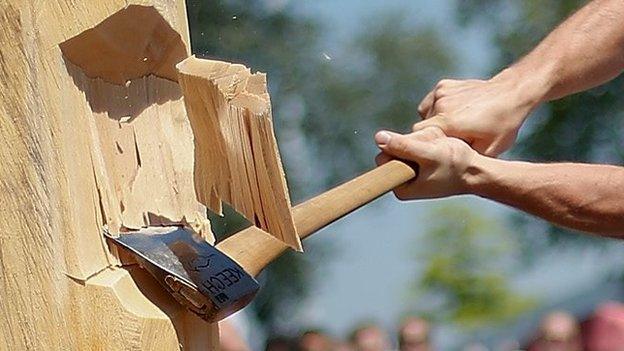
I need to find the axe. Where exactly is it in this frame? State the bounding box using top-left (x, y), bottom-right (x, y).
top-left (105, 56), bottom-right (418, 322)
top-left (106, 159), bottom-right (415, 322)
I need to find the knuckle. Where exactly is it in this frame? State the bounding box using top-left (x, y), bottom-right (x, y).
top-left (435, 80), bottom-right (446, 89)
top-left (434, 88), bottom-right (446, 99)
top-left (436, 79), bottom-right (455, 88)
top-left (433, 100), bottom-right (446, 112)
top-left (390, 137), bottom-right (411, 155)
top-left (389, 137), bottom-right (406, 151)
top-left (417, 106), bottom-right (426, 117)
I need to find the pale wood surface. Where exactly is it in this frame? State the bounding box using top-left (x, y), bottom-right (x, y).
top-left (0, 1), bottom-right (218, 349)
top-left (177, 56), bottom-right (301, 251)
top-left (218, 159), bottom-right (417, 276)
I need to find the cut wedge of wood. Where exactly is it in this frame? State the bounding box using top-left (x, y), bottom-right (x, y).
top-left (0, 2), bottom-right (218, 349)
top-left (177, 56), bottom-right (301, 251)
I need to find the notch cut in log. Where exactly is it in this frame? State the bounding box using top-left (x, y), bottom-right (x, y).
top-left (177, 56), bottom-right (301, 251)
top-left (1, 3), bottom-right (218, 349)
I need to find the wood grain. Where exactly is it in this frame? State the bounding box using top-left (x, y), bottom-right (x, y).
top-left (177, 56), bottom-right (301, 251)
top-left (0, 2), bottom-right (217, 349)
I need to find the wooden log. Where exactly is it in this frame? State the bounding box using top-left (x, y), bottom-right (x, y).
top-left (0, 1), bottom-right (218, 349)
top-left (177, 56), bottom-right (301, 251)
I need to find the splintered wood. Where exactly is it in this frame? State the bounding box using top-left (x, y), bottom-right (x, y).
top-left (0, 3), bottom-right (217, 350)
top-left (177, 56), bottom-right (301, 251)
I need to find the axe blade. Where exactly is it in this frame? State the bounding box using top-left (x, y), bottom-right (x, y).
top-left (104, 226), bottom-right (259, 322)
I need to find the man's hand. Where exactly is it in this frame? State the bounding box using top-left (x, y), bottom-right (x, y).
top-left (413, 0), bottom-right (624, 157)
top-left (372, 0), bottom-right (624, 238)
top-left (413, 70), bottom-right (542, 156)
top-left (374, 127), bottom-right (477, 199)
top-left (374, 127), bottom-right (624, 237)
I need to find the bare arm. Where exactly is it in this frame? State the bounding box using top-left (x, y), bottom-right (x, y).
top-left (467, 157), bottom-right (624, 236)
top-left (413, 0), bottom-right (624, 156)
top-left (510, 0), bottom-right (624, 101)
top-left (375, 128), bottom-right (624, 238)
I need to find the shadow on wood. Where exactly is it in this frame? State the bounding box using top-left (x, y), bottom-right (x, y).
top-left (60, 5), bottom-right (187, 122)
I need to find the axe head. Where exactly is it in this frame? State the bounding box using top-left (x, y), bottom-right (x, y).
top-left (104, 226), bottom-right (259, 322)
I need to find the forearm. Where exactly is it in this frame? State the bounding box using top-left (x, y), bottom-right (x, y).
top-left (498, 0), bottom-right (624, 106)
top-left (465, 156), bottom-right (624, 237)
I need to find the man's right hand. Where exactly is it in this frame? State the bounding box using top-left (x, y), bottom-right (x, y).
top-left (413, 69), bottom-right (544, 156)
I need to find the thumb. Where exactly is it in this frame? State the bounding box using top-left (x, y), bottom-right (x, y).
top-left (375, 130), bottom-right (427, 162)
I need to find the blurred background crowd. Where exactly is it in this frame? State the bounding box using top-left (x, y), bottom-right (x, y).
top-left (188, 0), bottom-right (624, 349)
top-left (221, 302), bottom-right (624, 350)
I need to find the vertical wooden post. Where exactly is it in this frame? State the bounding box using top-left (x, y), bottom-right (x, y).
top-left (0, 1), bottom-right (218, 349)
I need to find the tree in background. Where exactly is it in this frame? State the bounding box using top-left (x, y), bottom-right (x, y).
top-left (186, 0), bottom-right (544, 341)
top-left (455, 0), bottom-right (624, 247)
top-left (301, 14), bottom-right (454, 185)
top-left (412, 203), bottom-right (534, 328)
top-left (186, 0), bottom-right (321, 334)
top-left (186, 0), bottom-right (457, 335)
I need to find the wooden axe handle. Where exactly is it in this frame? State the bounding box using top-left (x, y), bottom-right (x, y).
top-left (294, 159), bottom-right (417, 239)
top-left (217, 160), bottom-right (417, 276)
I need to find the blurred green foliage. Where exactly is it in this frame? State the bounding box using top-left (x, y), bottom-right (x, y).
top-left (301, 15), bottom-right (454, 184)
top-left (186, 0), bottom-right (321, 333)
top-left (456, 0), bottom-right (624, 247)
top-left (413, 204), bottom-right (534, 328)
top-left (184, 0), bottom-right (618, 338)
top-left (186, 0), bottom-right (456, 334)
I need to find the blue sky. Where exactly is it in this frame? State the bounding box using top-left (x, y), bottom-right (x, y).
top-left (294, 0), bottom-right (495, 76)
top-left (288, 0), bottom-right (496, 332)
top-left (281, 0), bottom-right (501, 345)
top-left (240, 0), bottom-right (624, 348)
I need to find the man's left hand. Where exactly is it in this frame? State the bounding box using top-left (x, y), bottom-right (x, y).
top-left (375, 127), bottom-right (477, 200)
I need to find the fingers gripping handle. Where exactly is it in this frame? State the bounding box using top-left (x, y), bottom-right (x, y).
top-left (293, 159), bottom-right (417, 239)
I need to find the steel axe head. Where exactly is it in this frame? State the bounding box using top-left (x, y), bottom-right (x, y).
top-left (104, 226), bottom-right (259, 322)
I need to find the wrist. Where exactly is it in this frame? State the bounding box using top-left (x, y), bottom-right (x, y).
top-left (492, 65), bottom-right (553, 114)
top-left (461, 153), bottom-right (500, 196)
